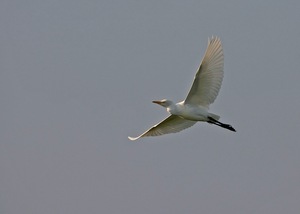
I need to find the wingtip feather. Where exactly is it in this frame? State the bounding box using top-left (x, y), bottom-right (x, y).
top-left (128, 136), bottom-right (139, 141)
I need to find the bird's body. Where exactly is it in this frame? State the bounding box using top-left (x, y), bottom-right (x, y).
top-left (166, 101), bottom-right (212, 121)
top-left (128, 36), bottom-right (235, 141)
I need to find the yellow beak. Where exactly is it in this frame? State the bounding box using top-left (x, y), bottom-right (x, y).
top-left (152, 100), bottom-right (162, 104)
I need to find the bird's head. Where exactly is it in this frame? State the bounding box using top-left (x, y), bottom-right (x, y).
top-left (152, 99), bottom-right (173, 108)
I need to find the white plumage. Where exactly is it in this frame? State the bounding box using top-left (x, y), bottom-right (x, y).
top-left (128, 36), bottom-right (235, 141)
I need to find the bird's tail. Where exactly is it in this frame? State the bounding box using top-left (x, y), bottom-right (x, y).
top-left (208, 113), bottom-right (220, 121)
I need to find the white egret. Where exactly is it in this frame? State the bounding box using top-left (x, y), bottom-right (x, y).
top-left (128, 36), bottom-right (235, 141)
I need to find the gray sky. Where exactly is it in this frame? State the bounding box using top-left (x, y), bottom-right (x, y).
top-left (1, 1), bottom-right (300, 213)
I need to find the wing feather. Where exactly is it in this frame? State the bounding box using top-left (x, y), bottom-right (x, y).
top-left (128, 115), bottom-right (196, 141)
top-left (184, 36), bottom-right (224, 108)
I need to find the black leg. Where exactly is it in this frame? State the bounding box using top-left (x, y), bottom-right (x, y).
top-left (207, 117), bottom-right (236, 132)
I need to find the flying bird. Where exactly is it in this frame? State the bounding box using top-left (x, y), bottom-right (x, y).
top-left (128, 36), bottom-right (235, 141)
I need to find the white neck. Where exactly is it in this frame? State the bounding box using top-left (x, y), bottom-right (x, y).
top-left (166, 102), bottom-right (179, 115)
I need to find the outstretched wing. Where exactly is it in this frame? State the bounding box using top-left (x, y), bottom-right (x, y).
top-left (184, 36), bottom-right (224, 108)
top-left (128, 115), bottom-right (196, 141)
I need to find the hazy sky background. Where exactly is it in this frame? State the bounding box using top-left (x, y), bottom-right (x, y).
top-left (1, 1), bottom-right (300, 213)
